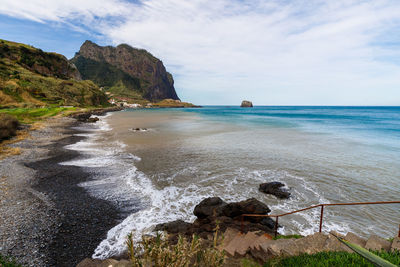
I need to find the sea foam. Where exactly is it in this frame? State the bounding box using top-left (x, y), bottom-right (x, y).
top-left (60, 112), bottom-right (351, 260)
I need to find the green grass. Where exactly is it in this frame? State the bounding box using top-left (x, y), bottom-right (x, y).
top-left (263, 250), bottom-right (400, 267)
top-left (0, 254), bottom-right (23, 267)
top-left (273, 234), bottom-right (303, 240)
top-left (0, 107), bottom-right (76, 123)
top-left (0, 39), bottom-right (110, 108)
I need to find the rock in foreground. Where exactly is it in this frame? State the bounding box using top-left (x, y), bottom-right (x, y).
top-left (241, 100), bottom-right (253, 107)
top-left (155, 197), bottom-right (277, 241)
top-left (259, 182), bottom-right (291, 199)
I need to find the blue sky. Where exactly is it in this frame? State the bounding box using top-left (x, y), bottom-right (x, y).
top-left (0, 0), bottom-right (400, 105)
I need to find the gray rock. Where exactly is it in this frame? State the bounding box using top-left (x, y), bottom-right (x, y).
top-left (365, 235), bottom-right (391, 251)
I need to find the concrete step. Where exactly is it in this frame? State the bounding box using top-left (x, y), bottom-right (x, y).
top-left (391, 237), bottom-right (400, 252)
top-left (223, 231), bottom-right (261, 257)
top-left (365, 235), bottom-right (392, 251)
top-left (222, 227), bottom-right (240, 247)
top-left (223, 228), bottom-right (399, 263)
top-left (249, 233), bottom-right (273, 251)
top-left (344, 232), bottom-right (367, 247)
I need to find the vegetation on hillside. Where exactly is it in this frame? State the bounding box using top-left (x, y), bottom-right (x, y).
top-left (0, 39), bottom-right (79, 80)
top-left (0, 107), bottom-right (77, 124)
top-left (73, 40), bottom-right (180, 102)
top-left (71, 56), bottom-right (146, 103)
top-left (126, 230), bottom-right (225, 267)
top-left (0, 39), bottom-right (109, 108)
top-left (152, 99), bottom-right (199, 108)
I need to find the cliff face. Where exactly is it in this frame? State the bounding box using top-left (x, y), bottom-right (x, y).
top-left (71, 41), bottom-right (179, 101)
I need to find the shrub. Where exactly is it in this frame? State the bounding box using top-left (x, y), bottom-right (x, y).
top-left (126, 228), bottom-right (225, 267)
top-left (0, 114), bottom-right (19, 140)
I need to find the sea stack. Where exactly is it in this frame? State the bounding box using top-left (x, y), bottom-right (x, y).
top-left (241, 100), bottom-right (253, 107)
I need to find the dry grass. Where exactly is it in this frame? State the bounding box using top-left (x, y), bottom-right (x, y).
top-left (0, 120), bottom-right (37, 160)
top-left (126, 227), bottom-right (225, 267)
top-left (0, 129), bottom-right (28, 160)
top-left (0, 90), bottom-right (17, 106)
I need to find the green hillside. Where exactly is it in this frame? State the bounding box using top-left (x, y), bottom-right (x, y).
top-left (0, 39), bottom-right (109, 108)
top-left (71, 56), bottom-right (146, 103)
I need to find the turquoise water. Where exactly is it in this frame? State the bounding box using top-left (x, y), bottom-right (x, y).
top-left (61, 106), bottom-right (400, 258)
top-left (185, 106), bottom-right (400, 150)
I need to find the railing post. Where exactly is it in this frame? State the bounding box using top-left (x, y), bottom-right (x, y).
top-left (240, 215), bottom-right (244, 234)
top-left (274, 216), bottom-right (279, 238)
top-left (398, 224), bottom-right (400, 238)
top-left (319, 205), bottom-right (324, 233)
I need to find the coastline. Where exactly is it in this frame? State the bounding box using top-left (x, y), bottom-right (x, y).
top-left (0, 115), bottom-right (120, 266)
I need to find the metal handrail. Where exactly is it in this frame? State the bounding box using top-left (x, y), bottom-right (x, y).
top-left (240, 201), bottom-right (400, 238)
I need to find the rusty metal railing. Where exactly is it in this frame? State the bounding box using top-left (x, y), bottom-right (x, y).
top-left (240, 201), bottom-right (400, 238)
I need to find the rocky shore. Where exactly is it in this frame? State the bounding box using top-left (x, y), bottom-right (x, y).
top-left (155, 197), bottom-right (277, 242)
top-left (0, 109), bottom-right (122, 267)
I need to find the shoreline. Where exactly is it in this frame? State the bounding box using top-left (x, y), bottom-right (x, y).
top-left (0, 115), bottom-right (121, 266)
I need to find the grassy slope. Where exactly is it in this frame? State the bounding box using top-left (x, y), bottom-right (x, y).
top-left (0, 107), bottom-right (78, 124)
top-left (0, 39), bottom-right (109, 108)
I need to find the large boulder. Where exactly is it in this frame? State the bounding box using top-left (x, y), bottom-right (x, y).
top-left (156, 197), bottom-right (276, 241)
top-left (259, 182), bottom-right (291, 199)
top-left (87, 117), bottom-right (99, 123)
top-left (154, 220), bottom-right (192, 234)
top-left (193, 197), bottom-right (226, 218)
top-left (240, 100), bottom-right (253, 107)
top-left (222, 198), bottom-right (271, 217)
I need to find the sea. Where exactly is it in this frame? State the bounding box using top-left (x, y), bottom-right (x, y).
top-left (60, 106), bottom-right (400, 259)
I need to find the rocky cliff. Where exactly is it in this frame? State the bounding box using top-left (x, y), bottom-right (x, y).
top-left (71, 41), bottom-right (179, 102)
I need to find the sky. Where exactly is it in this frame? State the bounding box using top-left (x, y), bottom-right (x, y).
top-left (0, 0), bottom-right (400, 105)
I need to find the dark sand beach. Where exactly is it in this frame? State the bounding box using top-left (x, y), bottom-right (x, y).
top-left (0, 117), bottom-right (120, 267)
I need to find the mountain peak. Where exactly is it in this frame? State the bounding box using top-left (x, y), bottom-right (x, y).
top-left (72, 41), bottom-right (179, 102)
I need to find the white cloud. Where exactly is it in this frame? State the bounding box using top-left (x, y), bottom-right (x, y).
top-left (0, 0), bottom-right (131, 23)
top-left (1, 0), bottom-right (400, 104)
